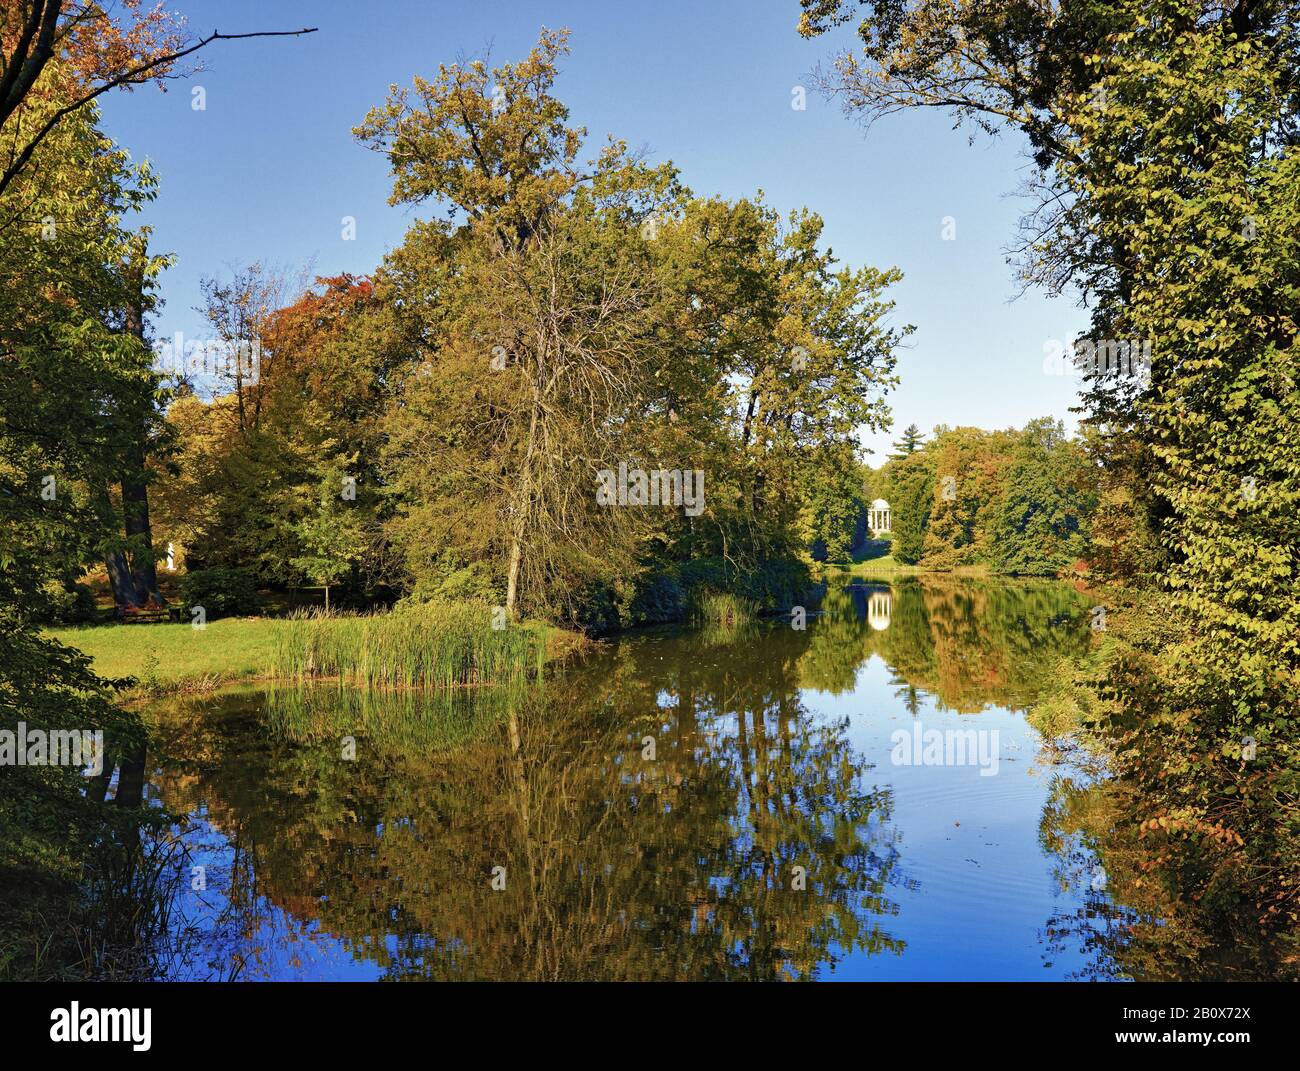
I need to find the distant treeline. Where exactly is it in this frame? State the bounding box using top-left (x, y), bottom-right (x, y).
top-left (821, 418), bottom-right (1094, 577)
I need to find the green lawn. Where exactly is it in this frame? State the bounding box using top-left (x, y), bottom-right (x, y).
top-left (827, 554), bottom-right (920, 578)
top-left (826, 555), bottom-right (993, 580)
top-left (48, 611), bottom-right (582, 695)
top-left (849, 537), bottom-right (893, 563)
top-left (48, 618), bottom-right (284, 689)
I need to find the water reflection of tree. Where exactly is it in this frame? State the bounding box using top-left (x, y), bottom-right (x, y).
top-left (65, 740), bottom-right (196, 980)
top-left (1037, 772), bottom-right (1299, 981)
top-left (148, 630), bottom-right (904, 980)
top-left (796, 581), bottom-right (882, 694)
top-left (915, 580), bottom-right (1090, 711)
top-left (798, 578), bottom-right (1089, 712)
top-left (889, 677), bottom-right (923, 718)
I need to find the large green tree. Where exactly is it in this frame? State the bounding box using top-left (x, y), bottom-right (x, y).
top-left (357, 31), bottom-right (680, 619)
top-left (883, 449), bottom-right (934, 564)
top-left (358, 31), bottom-right (907, 622)
top-left (0, 72), bottom-right (155, 978)
top-left (992, 418), bottom-right (1093, 576)
top-left (1042, 7), bottom-right (1300, 922)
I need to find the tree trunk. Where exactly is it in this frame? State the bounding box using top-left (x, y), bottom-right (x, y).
top-left (121, 264), bottom-right (163, 604)
top-left (90, 481), bottom-right (146, 611)
top-left (505, 535), bottom-right (523, 618)
top-left (505, 382), bottom-right (542, 619)
top-left (106, 549), bottom-right (144, 610)
top-left (121, 454), bottom-right (161, 603)
top-left (105, 545), bottom-right (143, 609)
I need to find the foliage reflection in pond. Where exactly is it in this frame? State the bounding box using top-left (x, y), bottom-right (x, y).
top-left (146, 627), bottom-right (903, 980)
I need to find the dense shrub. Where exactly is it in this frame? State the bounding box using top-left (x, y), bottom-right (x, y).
top-left (38, 581), bottom-right (99, 624)
top-left (570, 583), bottom-right (624, 635)
top-left (178, 568), bottom-right (258, 619)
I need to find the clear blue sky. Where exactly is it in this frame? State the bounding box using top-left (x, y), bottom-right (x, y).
top-left (99, 0), bottom-right (1087, 461)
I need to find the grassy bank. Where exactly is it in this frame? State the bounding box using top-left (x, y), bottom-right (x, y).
top-left (48, 618), bottom-right (284, 692)
top-left (49, 605), bottom-right (576, 696)
top-left (688, 591), bottom-right (757, 629)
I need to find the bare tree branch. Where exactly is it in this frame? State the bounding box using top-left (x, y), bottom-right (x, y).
top-left (0, 20), bottom-right (318, 197)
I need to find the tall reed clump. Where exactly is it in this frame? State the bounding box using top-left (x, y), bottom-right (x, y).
top-left (687, 591), bottom-right (757, 642)
top-left (270, 602), bottom-right (550, 691)
top-left (688, 591), bottom-right (756, 629)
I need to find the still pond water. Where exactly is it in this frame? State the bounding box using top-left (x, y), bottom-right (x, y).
top-left (121, 577), bottom-right (1148, 980)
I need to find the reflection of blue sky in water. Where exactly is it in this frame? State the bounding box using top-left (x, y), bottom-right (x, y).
top-left (162, 806), bottom-right (385, 981)
top-left (807, 653), bottom-right (1104, 980)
